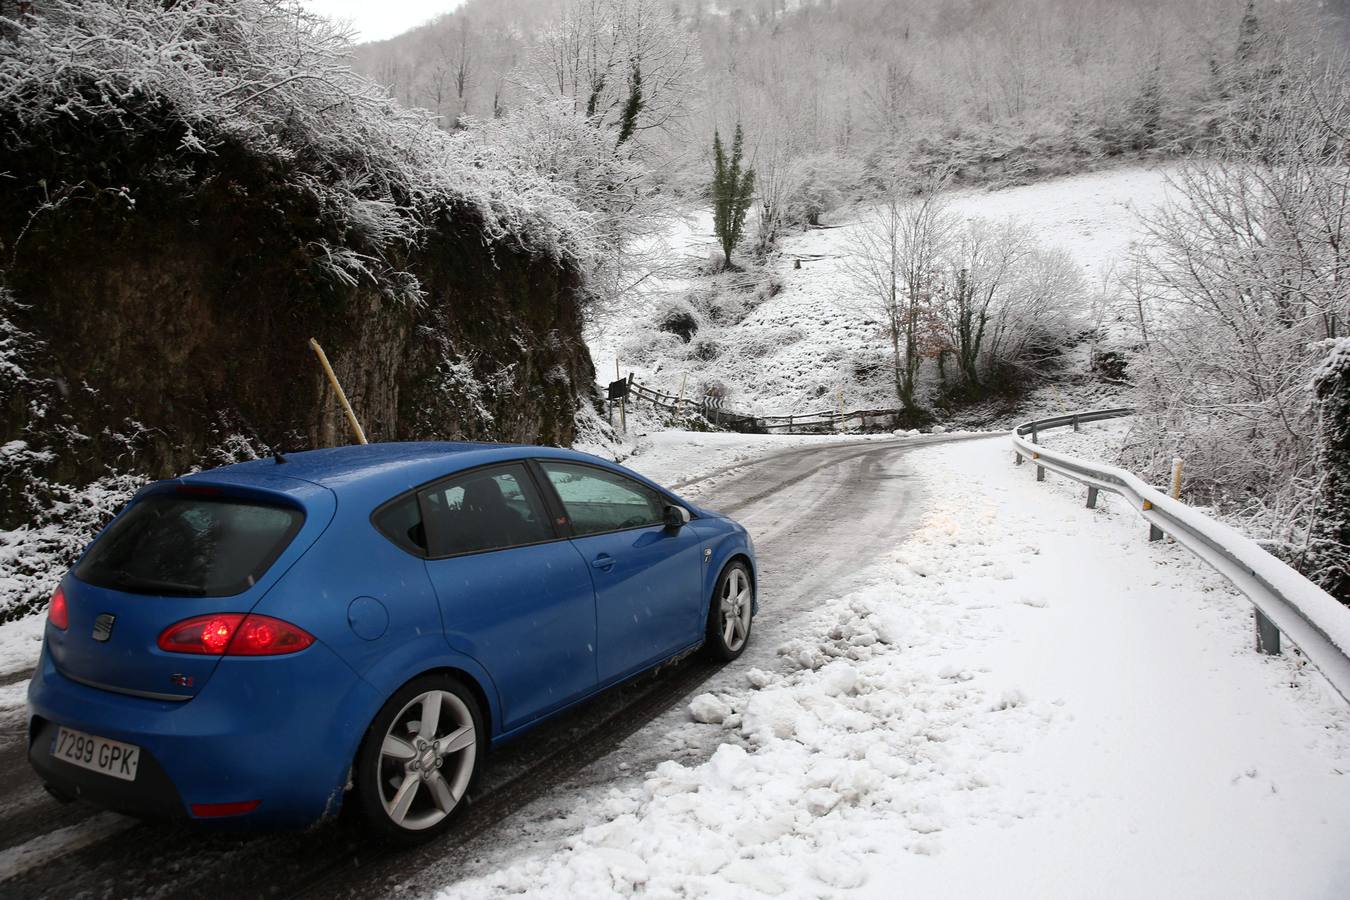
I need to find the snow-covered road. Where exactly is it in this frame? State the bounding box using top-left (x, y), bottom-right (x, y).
top-left (1, 431), bottom-right (1347, 899)
top-left (441, 435), bottom-right (1350, 899)
top-left (0, 432), bottom-right (974, 897)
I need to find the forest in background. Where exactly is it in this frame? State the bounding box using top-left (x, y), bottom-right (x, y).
top-left (355, 0), bottom-right (1345, 198)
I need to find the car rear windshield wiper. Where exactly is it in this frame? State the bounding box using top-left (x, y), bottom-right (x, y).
top-left (105, 570), bottom-right (208, 597)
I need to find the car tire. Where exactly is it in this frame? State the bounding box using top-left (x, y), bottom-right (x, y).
top-left (353, 673), bottom-right (485, 843)
top-left (704, 560), bottom-right (754, 661)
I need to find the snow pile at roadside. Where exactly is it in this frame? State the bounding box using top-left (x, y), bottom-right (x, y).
top-left (439, 465), bottom-right (1059, 899)
top-left (0, 473), bottom-right (141, 625)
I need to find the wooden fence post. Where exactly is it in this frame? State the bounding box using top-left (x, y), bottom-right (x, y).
top-left (1150, 458), bottom-right (1182, 542)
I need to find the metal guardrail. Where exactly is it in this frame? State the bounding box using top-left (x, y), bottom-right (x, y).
top-left (1013, 409), bottom-right (1350, 704)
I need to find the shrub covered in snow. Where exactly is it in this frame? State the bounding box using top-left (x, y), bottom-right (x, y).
top-left (0, 0), bottom-right (596, 303)
top-left (1124, 63), bottom-right (1350, 599)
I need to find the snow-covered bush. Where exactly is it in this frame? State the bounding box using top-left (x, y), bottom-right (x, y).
top-left (1124, 63), bottom-right (1350, 597)
top-left (0, 0), bottom-right (596, 303)
top-left (1308, 339), bottom-right (1350, 602)
top-left (618, 330), bottom-right (685, 367)
top-left (786, 152), bottom-right (865, 226)
top-left (681, 265), bottom-right (782, 328)
top-left (651, 297), bottom-right (700, 343)
top-left (842, 183), bottom-right (1082, 413)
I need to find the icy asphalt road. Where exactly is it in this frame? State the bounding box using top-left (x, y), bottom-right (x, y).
top-left (0, 432), bottom-right (992, 899)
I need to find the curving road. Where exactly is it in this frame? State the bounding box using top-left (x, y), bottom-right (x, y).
top-left (0, 433), bottom-right (994, 899)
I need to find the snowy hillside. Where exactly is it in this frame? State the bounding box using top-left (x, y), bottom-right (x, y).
top-left (592, 164), bottom-right (1178, 417)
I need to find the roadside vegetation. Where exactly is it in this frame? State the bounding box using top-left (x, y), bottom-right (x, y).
top-left (1121, 57), bottom-right (1350, 601)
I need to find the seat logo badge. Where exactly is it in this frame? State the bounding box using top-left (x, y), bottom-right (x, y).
top-left (703, 548), bottom-right (712, 564)
top-left (92, 613), bottom-right (115, 642)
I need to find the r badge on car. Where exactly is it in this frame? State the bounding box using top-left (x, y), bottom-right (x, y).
top-left (92, 613), bottom-right (115, 642)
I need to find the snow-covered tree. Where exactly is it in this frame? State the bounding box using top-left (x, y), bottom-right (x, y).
top-left (518, 0), bottom-right (701, 146)
top-left (840, 179), bottom-right (953, 414)
top-left (1126, 59), bottom-right (1350, 584)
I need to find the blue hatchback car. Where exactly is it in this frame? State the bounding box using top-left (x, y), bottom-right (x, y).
top-left (27, 442), bottom-right (756, 840)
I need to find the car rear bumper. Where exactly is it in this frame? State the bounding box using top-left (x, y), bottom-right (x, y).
top-left (29, 714), bottom-right (187, 820)
top-left (26, 641), bottom-right (381, 829)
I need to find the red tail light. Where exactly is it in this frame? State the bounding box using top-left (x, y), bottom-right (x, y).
top-left (190, 800), bottom-right (260, 818)
top-left (157, 614), bottom-right (314, 656)
top-left (47, 586), bottom-right (69, 630)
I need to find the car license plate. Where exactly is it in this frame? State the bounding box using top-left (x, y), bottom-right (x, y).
top-left (51, 726), bottom-right (140, 782)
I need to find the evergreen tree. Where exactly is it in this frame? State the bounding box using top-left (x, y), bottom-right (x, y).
top-left (1236, 0), bottom-right (1261, 68)
top-left (616, 63), bottom-right (643, 146)
top-left (711, 124), bottom-right (755, 269)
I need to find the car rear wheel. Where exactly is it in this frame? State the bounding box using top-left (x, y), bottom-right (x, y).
top-left (704, 561), bottom-right (753, 661)
top-left (354, 674), bottom-right (483, 842)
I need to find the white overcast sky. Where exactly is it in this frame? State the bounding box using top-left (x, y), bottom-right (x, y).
top-left (303, 0), bottom-right (465, 42)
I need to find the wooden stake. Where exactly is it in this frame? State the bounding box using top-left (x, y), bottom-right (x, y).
top-left (1170, 457), bottom-right (1184, 500)
top-left (675, 372), bottom-right (688, 409)
top-left (308, 338), bottom-right (368, 445)
top-left (616, 359), bottom-right (626, 434)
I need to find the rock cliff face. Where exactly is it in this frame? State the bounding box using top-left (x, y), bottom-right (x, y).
top-left (0, 142), bottom-right (594, 528)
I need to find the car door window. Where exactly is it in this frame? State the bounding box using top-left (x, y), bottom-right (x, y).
top-left (419, 464), bottom-right (553, 557)
top-left (539, 462), bottom-right (666, 536)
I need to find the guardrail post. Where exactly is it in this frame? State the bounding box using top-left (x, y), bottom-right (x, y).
top-left (1255, 610), bottom-right (1281, 655)
top-left (1086, 486), bottom-right (1098, 508)
top-left (1015, 451), bottom-right (1023, 465)
top-left (1149, 523), bottom-right (1163, 541)
top-left (1031, 423), bottom-right (1039, 444)
top-left (1072, 414), bottom-right (1080, 433)
top-left (1034, 453), bottom-right (1045, 481)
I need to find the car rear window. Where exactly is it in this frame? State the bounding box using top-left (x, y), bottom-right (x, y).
top-left (74, 493), bottom-right (305, 597)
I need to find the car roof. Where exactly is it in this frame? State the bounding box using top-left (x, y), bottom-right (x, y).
top-left (182, 441), bottom-right (642, 506)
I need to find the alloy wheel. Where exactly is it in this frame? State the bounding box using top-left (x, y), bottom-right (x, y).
top-left (376, 689), bottom-right (477, 831)
top-left (719, 567), bottom-right (752, 652)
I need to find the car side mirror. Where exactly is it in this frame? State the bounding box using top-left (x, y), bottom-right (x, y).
top-left (664, 504), bottom-right (691, 530)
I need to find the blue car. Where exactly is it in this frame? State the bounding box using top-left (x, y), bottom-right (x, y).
top-left (27, 442), bottom-right (756, 840)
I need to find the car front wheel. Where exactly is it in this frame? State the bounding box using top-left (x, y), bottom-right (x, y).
top-left (353, 673), bottom-right (483, 842)
top-left (704, 561), bottom-right (754, 661)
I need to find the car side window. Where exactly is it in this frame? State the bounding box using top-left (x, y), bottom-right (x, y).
top-left (419, 464), bottom-right (553, 558)
top-left (539, 462), bottom-right (666, 536)
top-left (373, 494), bottom-right (426, 555)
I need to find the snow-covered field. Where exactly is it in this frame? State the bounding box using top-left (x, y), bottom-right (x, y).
top-left (591, 163), bottom-right (1177, 416)
top-left (440, 433), bottom-right (1350, 899)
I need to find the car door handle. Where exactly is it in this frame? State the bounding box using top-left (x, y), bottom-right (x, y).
top-left (591, 553), bottom-right (615, 572)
